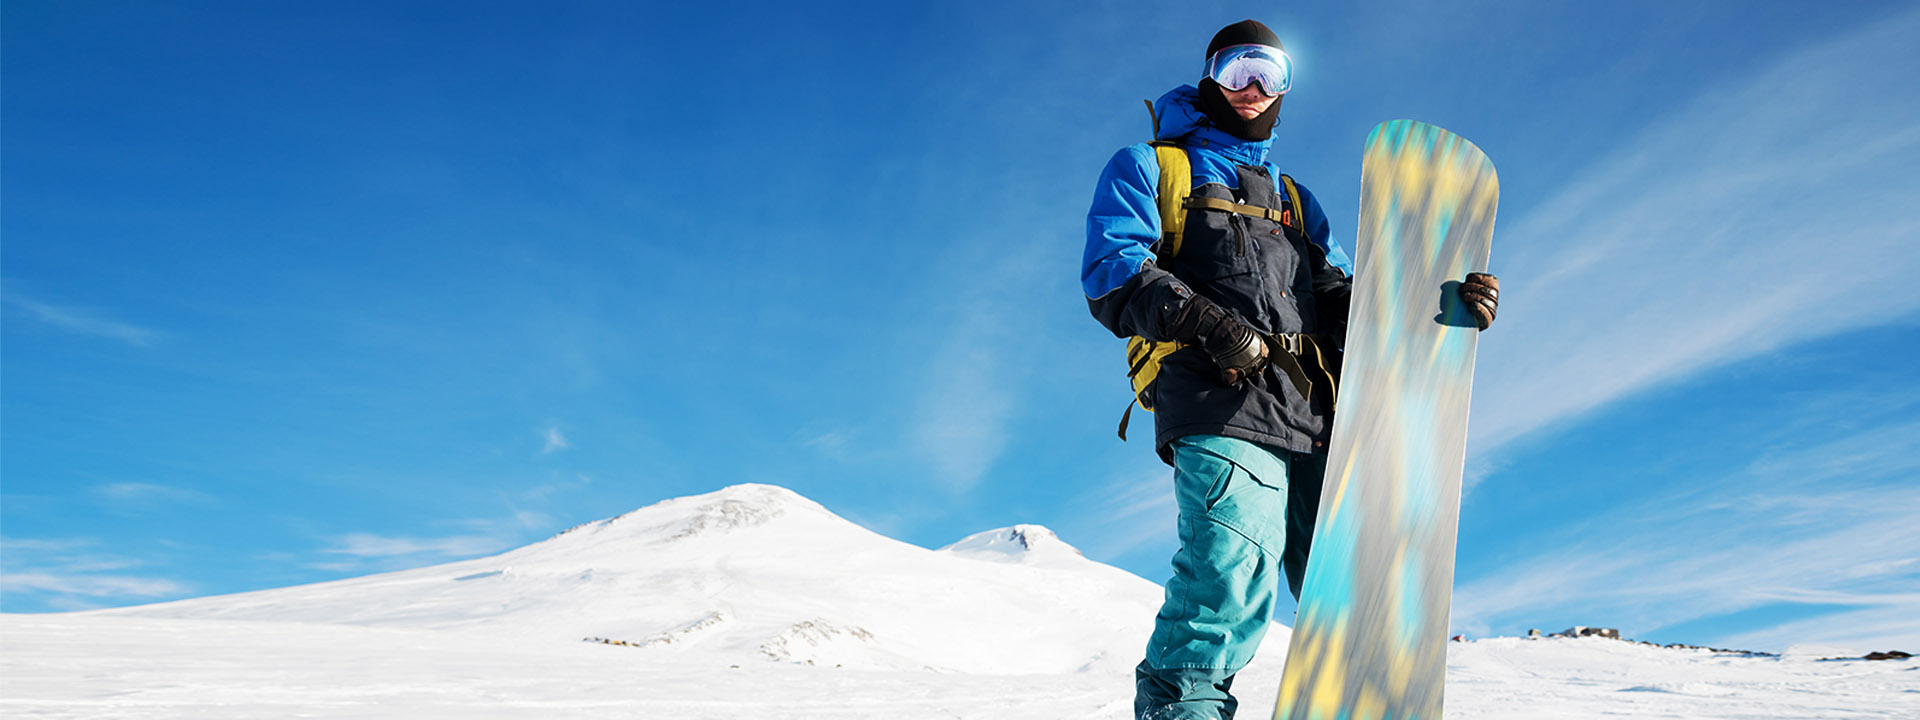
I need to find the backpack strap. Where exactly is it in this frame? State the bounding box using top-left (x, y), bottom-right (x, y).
top-left (1151, 142), bottom-right (1192, 258)
top-left (1171, 174), bottom-right (1304, 232)
top-left (1278, 173), bottom-right (1304, 232)
top-left (1117, 105), bottom-right (1204, 442)
top-left (1184, 196), bottom-right (1287, 224)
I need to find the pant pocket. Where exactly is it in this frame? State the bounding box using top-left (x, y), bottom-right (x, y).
top-left (1173, 438), bottom-right (1291, 558)
top-left (1171, 439), bottom-right (1237, 515)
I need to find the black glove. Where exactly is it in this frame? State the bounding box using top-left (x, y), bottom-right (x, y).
top-left (1170, 295), bottom-right (1268, 384)
top-left (1459, 272), bottom-right (1499, 331)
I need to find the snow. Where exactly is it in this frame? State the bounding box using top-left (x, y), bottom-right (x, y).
top-left (938, 524), bottom-right (1085, 566)
top-left (59, 484), bottom-right (1165, 675)
top-left (1446, 636), bottom-right (1917, 719)
top-left (3, 483), bottom-right (1915, 718)
top-left (4, 616), bottom-right (1914, 719)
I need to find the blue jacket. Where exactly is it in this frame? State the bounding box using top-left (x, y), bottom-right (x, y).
top-left (1083, 86), bottom-right (1352, 302)
top-left (1083, 85), bottom-right (1354, 459)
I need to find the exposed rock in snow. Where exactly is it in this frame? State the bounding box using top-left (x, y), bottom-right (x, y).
top-left (939, 524), bottom-right (1085, 566)
top-left (637, 610), bottom-right (729, 647)
top-left (1552, 625), bottom-right (1620, 639)
top-left (1534, 625), bottom-right (1777, 657)
top-left (758, 619), bottom-right (885, 668)
top-left (553, 483), bottom-right (821, 545)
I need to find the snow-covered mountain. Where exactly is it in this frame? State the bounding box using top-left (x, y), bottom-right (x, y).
top-left (96, 484), bottom-right (1166, 674)
top-left (9, 483), bottom-right (1916, 718)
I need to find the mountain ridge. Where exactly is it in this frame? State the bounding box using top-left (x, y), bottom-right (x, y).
top-left (93, 483), bottom-right (1167, 674)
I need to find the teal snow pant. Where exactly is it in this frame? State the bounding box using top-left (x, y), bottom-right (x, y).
top-left (1135, 435), bottom-right (1326, 720)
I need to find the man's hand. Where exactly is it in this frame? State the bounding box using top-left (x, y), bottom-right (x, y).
top-left (1459, 272), bottom-right (1499, 331)
top-left (1212, 326), bottom-right (1269, 384)
top-left (1171, 295), bottom-right (1269, 384)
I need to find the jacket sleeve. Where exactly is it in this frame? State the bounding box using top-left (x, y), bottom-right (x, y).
top-left (1083, 145), bottom-right (1199, 341)
top-left (1295, 182), bottom-right (1354, 341)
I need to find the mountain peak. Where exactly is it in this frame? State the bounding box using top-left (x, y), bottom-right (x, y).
top-left (650, 484), bottom-right (814, 541)
top-left (939, 524), bottom-right (1084, 565)
top-left (551, 483), bottom-right (834, 545)
top-left (98, 483), bottom-right (1162, 674)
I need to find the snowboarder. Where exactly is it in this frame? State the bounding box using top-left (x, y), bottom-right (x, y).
top-left (1080, 20), bottom-right (1499, 720)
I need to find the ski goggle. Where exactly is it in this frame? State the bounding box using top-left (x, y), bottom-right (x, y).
top-left (1204, 43), bottom-right (1292, 97)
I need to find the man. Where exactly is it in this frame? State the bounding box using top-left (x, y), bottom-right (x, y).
top-left (1081, 20), bottom-right (1499, 720)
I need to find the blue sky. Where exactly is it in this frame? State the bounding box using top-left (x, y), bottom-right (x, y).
top-left (4, 0), bottom-right (1916, 653)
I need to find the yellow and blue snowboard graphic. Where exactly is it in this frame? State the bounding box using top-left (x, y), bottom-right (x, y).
top-left (1273, 120), bottom-right (1497, 720)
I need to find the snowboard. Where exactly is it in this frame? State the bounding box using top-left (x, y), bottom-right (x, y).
top-left (1272, 120), bottom-right (1497, 720)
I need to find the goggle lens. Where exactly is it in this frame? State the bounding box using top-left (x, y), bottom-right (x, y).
top-left (1205, 44), bottom-right (1292, 97)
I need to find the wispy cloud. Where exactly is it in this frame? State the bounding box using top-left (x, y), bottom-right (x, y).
top-left (89, 482), bottom-right (215, 512)
top-left (1718, 599), bottom-right (1920, 654)
top-left (2, 291), bottom-right (163, 346)
top-left (540, 424), bottom-right (572, 454)
top-left (469, 510), bottom-right (554, 534)
top-left (909, 334), bottom-right (1014, 492)
top-left (1, 572), bottom-right (186, 598)
top-left (321, 532), bottom-right (507, 559)
top-left (1062, 461), bottom-right (1179, 564)
top-left (800, 429), bottom-right (855, 460)
top-left (0, 537), bottom-right (189, 608)
top-left (906, 246), bottom-right (1037, 492)
top-left (1451, 417), bottom-right (1920, 651)
top-left (521, 474), bottom-right (593, 502)
top-left (838, 507), bottom-right (913, 543)
top-left (313, 510), bottom-right (547, 573)
top-left (903, 191), bottom-right (1064, 493)
top-left (1469, 7), bottom-right (1920, 458)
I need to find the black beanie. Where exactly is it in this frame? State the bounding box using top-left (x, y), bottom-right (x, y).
top-left (1196, 20), bottom-right (1285, 141)
top-left (1206, 19), bottom-right (1283, 59)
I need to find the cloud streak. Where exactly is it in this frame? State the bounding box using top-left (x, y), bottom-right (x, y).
top-left (909, 334), bottom-right (1014, 493)
top-left (1, 572), bottom-right (186, 598)
top-left (89, 483), bottom-right (215, 512)
top-left (1058, 461), bottom-right (1179, 568)
top-left (322, 532), bottom-right (507, 559)
top-left (0, 537), bottom-right (189, 608)
top-left (311, 509), bottom-right (551, 574)
top-left (905, 240), bottom-right (1046, 493)
top-left (541, 426), bottom-right (572, 454)
top-left (1719, 599), bottom-right (1920, 654)
top-left (2, 291), bottom-right (162, 346)
top-left (1451, 416), bottom-right (1920, 651)
top-left (1469, 7), bottom-right (1920, 457)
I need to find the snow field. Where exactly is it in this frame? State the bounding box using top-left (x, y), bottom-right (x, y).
top-left (4, 615), bottom-right (1913, 719)
top-left (4, 484), bottom-right (1914, 718)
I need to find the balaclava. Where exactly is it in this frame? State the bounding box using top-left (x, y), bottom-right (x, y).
top-left (1194, 19), bottom-right (1285, 141)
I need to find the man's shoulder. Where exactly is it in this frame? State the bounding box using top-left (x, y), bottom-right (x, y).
top-left (1112, 141), bottom-right (1161, 163)
top-left (1099, 142), bottom-right (1166, 184)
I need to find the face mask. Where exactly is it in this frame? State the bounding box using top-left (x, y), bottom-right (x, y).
top-left (1195, 78), bottom-right (1284, 141)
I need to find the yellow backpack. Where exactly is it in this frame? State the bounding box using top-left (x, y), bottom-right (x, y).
top-left (1121, 102), bottom-right (1305, 440)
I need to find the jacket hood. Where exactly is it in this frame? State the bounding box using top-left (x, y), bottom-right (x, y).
top-left (1151, 85), bottom-right (1273, 166)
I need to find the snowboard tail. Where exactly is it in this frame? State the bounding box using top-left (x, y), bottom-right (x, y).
top-left (1273, 120), bottom-right (1497, 720)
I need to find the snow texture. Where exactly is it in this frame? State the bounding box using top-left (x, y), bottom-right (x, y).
top-left (2, 483), bottom-right (1914, 718)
